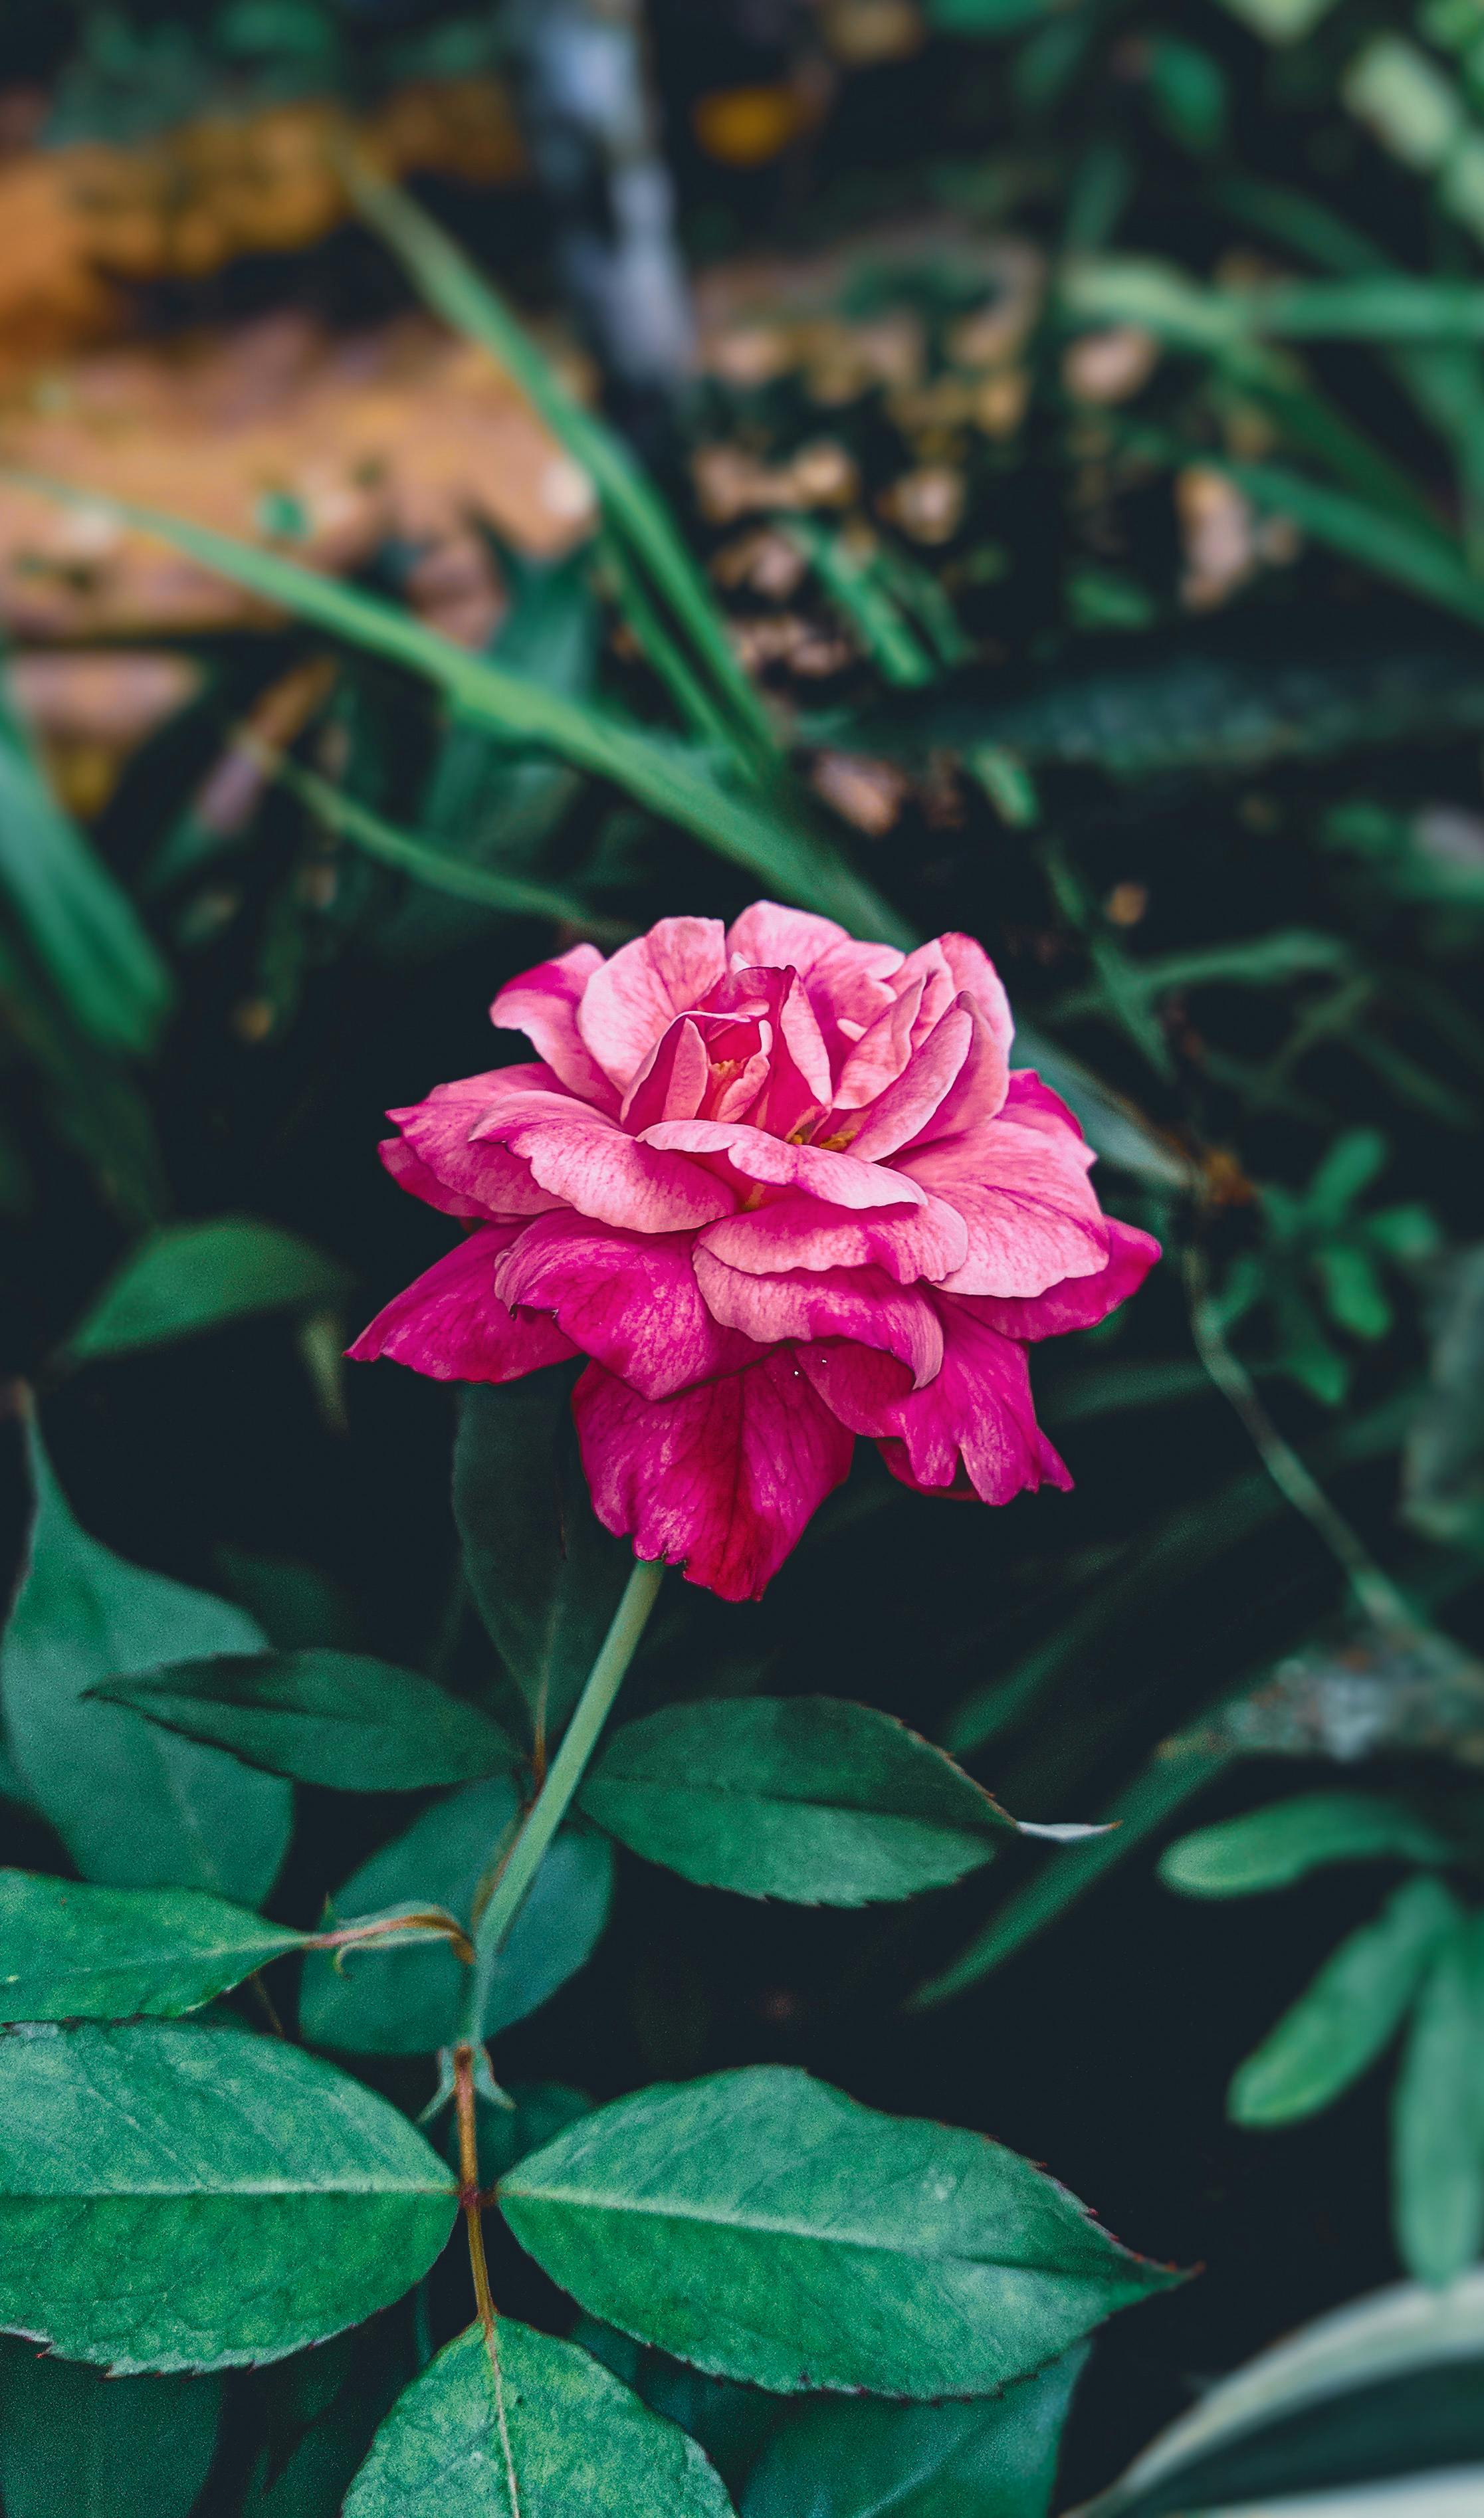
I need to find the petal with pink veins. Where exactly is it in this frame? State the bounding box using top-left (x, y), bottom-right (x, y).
top-left (490, 944), bottom-right (617, 1110)
top-left (844, 1004), bottom-right (975, 1162)
top-left (640, 1119), bottom-right (924, 1211)
top-left (699, 1192), bottom-right (968, 1285)
top-left (940, 933), bottom-right (1015, 1057)
top-left (795, 1339), bottom-right (916, 1432)
top-left (958, 1218), bottom-right (1161, 1338)
top-left (621, 1017), bottom-right (712, 1131)
top-left (693, 1249), bottom-right (944, 1384)
top-left (508, 1108), bottom-right (736, 1232)
top-left (1000, 1069), bottom-right (1097, 1162)
top-left (392, 1072), bottom-right (565, 1219)
top-left (829, 976), bottom-right (926, 1112)
top-left (576, 916), bottom-right (727, 1090)
top-left (897, 998), bottom-right (1011, 1152)
top-left (845, 1297), bottom-right (1071, 1505)
top-left (494, 1211), bottom-right (761, 1397)
top-left (897, 1108), bottom-right (1109, 1297)
top-left (724, 902), bottom-right (852, 973)
top-left (347, 1227), bottom-right (576, 1383)
top-left (574, 1348), bottom-right (855, 1601)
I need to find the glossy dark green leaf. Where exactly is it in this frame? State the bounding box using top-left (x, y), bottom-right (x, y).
top-left (580, 1697), bottom-right (1015, 1905)
top-left (741, 2344), bottom-right (1086, 2518)
top-left (96, 1653), bottom-right (519, 1791)
top-left (1392, 1917), bottom-right (1484, 2287)
top-left (62, 1217), bottom-right (352, 1362)
top-left (453, 1371), bottom-right (635, 1738)
top-left (1159, 1793), bottom-right (1455, 1898)
top-left (344, 2318), bottom-right (734, 2517)
top-left (498, 2065), bottom-right (1182, 2397)
top-left (1079, 2268), bottom-right (1484, 2518)
top-left (0, 2020), bottom-right (455, 2370)
top-left (298, 1776), bottom-right (611, 2053)
top-left (1229, 1876), bottom-right (1460, 2127)
top-left (1, 1424), bottom-right (292, 1901)
top-left (0, 2334), bottom-right (221, 2518)
top-left (0, 1869), bottom-right (306, 2022)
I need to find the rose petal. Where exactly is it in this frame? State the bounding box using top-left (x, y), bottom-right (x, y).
top-left (490, 944), bottom-right (617, 1110)
top-left (392, 1072), bottom-right (565, 1220)
top-left (845, 1003), bottom-right (976, 1162)
top-left (577, 916), bottom-right (727, 1090)
top-left (640, 1119), bottom-right (923, 1211)
top-left (574, 1348), bottom-right (855, 1600)
top-left (832, 1298), bottom-right (1071, 1505)
top-left (958, 1218), bottom-right (1161, 1338)
top-left (694, 1249), bottom-right (944, 1385)
top-left (347, 1227), bottom-right (576, 1383)
top-left (508, 1107), bottom-right (736, 1233)
top-left (621, 1017), bottom-right (712, 1131)
top-left (795, 1339), bottom-right (917, 1431)
top-left (495, 1211), bottom-right (761, 1398)
top-left (896, 1107), bottom-right (1109, 1297)
top-left (699, 1192), bottom-right (968, 1284)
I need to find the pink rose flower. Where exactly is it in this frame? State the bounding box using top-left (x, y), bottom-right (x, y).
top-left (351, 904), bottom-right (1159, 1600)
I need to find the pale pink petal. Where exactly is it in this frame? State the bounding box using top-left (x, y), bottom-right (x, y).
top-left (574, 1349), bottom-right (855, 1600)
top-left (393, 1073), bottom-right (565, 1219)
top-left (958, 1219), bottom-right (1161, 1338)
top-left (724, 902), bottom-right (852, 973)
top-left (576, 916), bottom-right (727, 1090)
top-left (1001, 1069), bottom-right (1097, 1164)
top-left (940, 934), bottom-right (1015, 1059)
top-left (490, 944), bottom-right (617, 1110)
top-left (890, 940), bottom-right (958, 1043)
top-left (621, 1017), bottom-right (712, 1131)
top-left (843, 1004), bottom-right (975, 1162)
top-left (494, 1211), bottom-right (761, 1397)
top-left (347, 1228), bottom-right (576, 1383)
top-left (639, 1119), bottom-right (922, 1211)
top-left (699, 1193), bottom-right (968, 1285)
top-left (508, 1108), bottom-right (736, 1233)
top-left (896, 1108), bottom-right (1109, 1297)
top-left (841, 1298), bottom-right (1071, 1505)
top-left (693, 1249), bottom-right (944, 1385)
top-left (829, 977), bottom-right (926, 1112)
top-left (897, 998), bottom-right (1011, 1150)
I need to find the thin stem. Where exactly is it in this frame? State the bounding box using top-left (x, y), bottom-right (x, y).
top-left (454, 2042), bottom-right (520, 2517)
top-left (460, 1555), bottom-right (665, 2040)
top-left (1184, 1243), bottom-right (1420, 1643)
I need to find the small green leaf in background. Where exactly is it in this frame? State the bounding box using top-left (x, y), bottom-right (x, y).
top-left (96, 1653), bottom-right (520, 1791)
top-left (344, 2318), bottom-right (734, 2517)
top-left (1228, 1875), bottom-right (1460, 2126)
top-left (61, 1215), bottom-right (353, 1363)
top-left (498, 2065), bottom-right (1182, 2397)
top-left (575, 2319), bottom-right (778, 2497)
top-left (243, 2317), bottom-right (414, 2518)
top-left (453, 1371), bottom-right (636, 1740)
top-left (1391, 1915), bottom-right (1484, 2287)
top-left (0, 2335), bottom-right (221, 2518)
top-left (298, 1774), bottom-right (611, 2053)
top-left (215, 1549), bottom-right (362, 1652)
top-left (742, 2345), bottom-right (1086, 2517)
top-left (0, 1869), bottom-right (304, 2022)
top-left (0, 2020), bottom-right (454, 2370)
top-left (1160, 1792), bottom-right (1457, 1897)
top-left (1, 1421), bottom-right (292, 1902)
top-left (580, 1696), bottom-right (1015, 1905)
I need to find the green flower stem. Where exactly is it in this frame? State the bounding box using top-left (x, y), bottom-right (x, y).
top-left (459, 1556), bottom-right (665, 2040)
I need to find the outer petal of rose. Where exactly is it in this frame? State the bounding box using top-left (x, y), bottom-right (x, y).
top-left (724, 902), bottom-right (851, 973)
top-left (393, 1073), bottom-right (565, 1218)
top-left (639, 1118), bottom-right (924, 1211)
top-left (576, 916), bottom-right (727, 1091)
top-left (795, 1338), bottom-right (916, 1432)
top-left (347, 1227), bottom-right (577, 1383)
top-left (1000, 1069), bottom-right (1097, 1165)
top-left (490, 944), bottom-right (617, 1110)
top-left (494, 1211), bottom-right (760, 1398)
top-left (940, 934), bottom-right (1014, 1059)
top-left (958, 1218), bottom-right (1162, 1338)
top-left (379, 1134), bottom-right (490, 1221)
top-left (573, 1350), bottom-right (855, 1601)
top-left (699, 1192), bottom-right (968, 1284)
top-left (896, 1110), bottom-right (1109, 1297)
top-left (692, 1249), bottom-right (944, 1385)
top-left (845, 1004), bottom-right (975, 1162)
top-left (855, 1301), bottom-right (1072, 1505)
top-left (506, 1107), bottom-right (736, 1231)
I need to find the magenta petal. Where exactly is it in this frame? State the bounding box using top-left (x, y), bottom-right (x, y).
top-left (940, 932), bottom-right (1015, 1059)
top-left (960, 1219), bottom-right (1162, 1338)
top-left (509, 1108), bottom-right (735, 1232)
top-left (641, 1120), bottom-right (923, 1211)
top-left (694, 1250), bottom-right (944, 1385)
top-left (392, 1073), bottom-right (565, 1220)
top-left (378, 1134), bottom-right (489, 1221)
top-left (829, 977), bottom-right (925, 1113)
top-left (574, 1349), bottom-right (855, 1601)
top-left (897, 1107), bottom-right (1109, 1297)
top-left (699, 1192), bottom-right (969, 1285)
top-left (846, 1004), bottom-right (976, 1162)
top-left (347, 1227), bottom-right (578, 1384)
top-left (490, 944), bottom-right (617, 1110)
top-left (867, 1300), bottom-right (1071, 1504)
top-left (576, 916), bottom-right (727, 1091)
top-left (494, 1211), bottom-right (761, 1397)
top-left (795, 1339), bottom-right (916, 1433)
top-left (621, 1017), bottom-right (712, 1131)
top-left (899, 999), bottom-right (1011, 1151)
top-left (1002, 1069), bottom-right (1096, 1160)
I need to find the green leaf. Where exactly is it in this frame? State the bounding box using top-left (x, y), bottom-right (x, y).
top-left (740, 2345), bottom-right (1086, 2517)
top-left (0, 1869), bottom-right (306, 2022)
top-left (453, 1372), bottom-right (636, 1740)
top-left (580, 1697), bottom-right (1015, 1905)
top-left (1159, 1794), bottom-right (1455, 1897)
top-left (243, 2317), bottom-right (414, 2518)
top-left (0, 2019), bottom-right (454, 2370)
top-left (1392, 1918), bottom-right (1484, 2287)
top-left (0, 669), bottom-right (172, 1059)
top-left (1079, 2268), bottom-right (1484, 2517)
top-left (1, 1422), bottom-right (292, 1901)
top-left (61, 1217), bottom-right (352, 1362)
top-left (498, 2065), bottom-right (1182, 2397)
top-left (0, 2334), bottom-right (221, 2518)
top-left (1228, 1875), bottom-right (1460, 2127)
top-left (344, 2317), bottom-right (734, 2517)
top-left (96, 1653), bottom-right (520, 1791)
top-left (298, 1776), bottom-right (611, 2053)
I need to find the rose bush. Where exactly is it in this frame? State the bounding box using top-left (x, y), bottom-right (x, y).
top-left (352, 902), bottom-right (1158, 1597)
